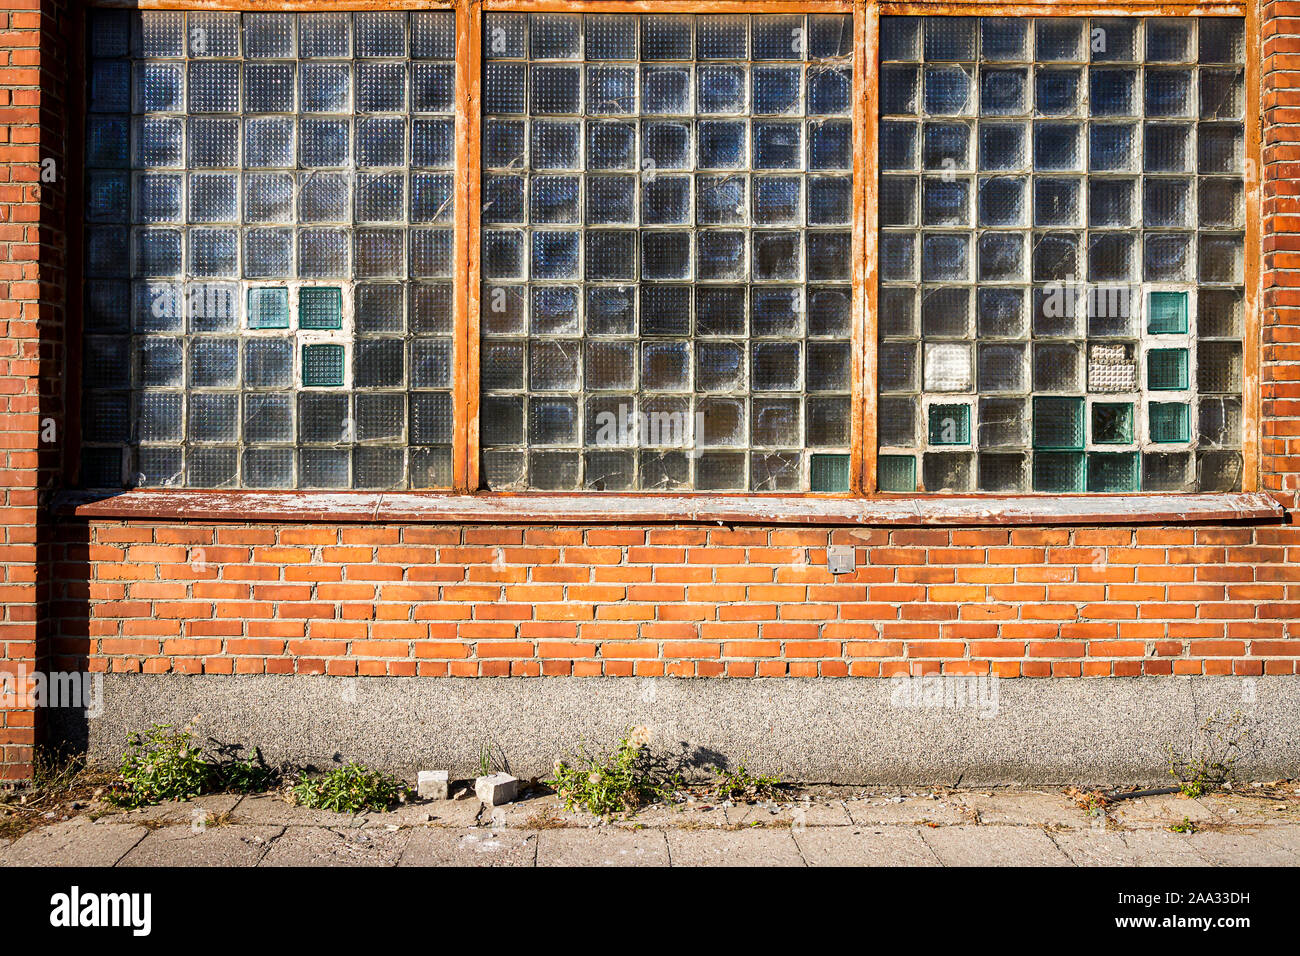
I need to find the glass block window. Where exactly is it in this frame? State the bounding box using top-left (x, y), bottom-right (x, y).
top-left (82, 9), bottom-right (457, 489)
top-left (479, 13), bottom-right (856, 491)
top-left (877, 16), bottom-right (1246, 493)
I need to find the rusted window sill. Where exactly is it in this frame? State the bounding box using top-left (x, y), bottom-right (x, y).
top-left (53, 489), bottom-right (1284, 526)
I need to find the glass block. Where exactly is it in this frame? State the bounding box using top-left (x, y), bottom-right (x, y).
top-left (87, 172), bottom-right (128, 224)
top-left (529, 340), bottom-right (581, 391)
top-left (1147, 291), bottom-right (1188, 334)
top-left (880, 233), bottom-right (916, 282)
top-left (695, 453), bottom-right (746, 492)
top-left (1144, 123), bottom-right (1191, 172)
top-left (978, 233), bottom-right (1024, 281)
top-left (881, 66), bottom-right (919, 115)
top-left (244, 393), bottom-right (293, 443)
top-left (805, 341), bottom-right (849, 391)
top-left (810, 120), bottom-right (852, 169)
top-left (752, 231), bottom-right (801, 281)
top-left (413, 230), bottom-right (451, 279)
top-left (88, 117), bottom-right (130, 168)
top-left (482, 231), bottom-right (524, 279)
top-left (878, 396), bottom-right (916, 447)
top-left (1199, 17), bottom-right (1244, 64)
top-left (134, 62), bottom-right (184, 115)
top-left (1034, 122), bottom-right (1081, 171)
top-left (90, 8), bottom-right (129, 57)
top-left (480, 340), bottom-right (524, 391)
top-left (411, 11), bottom-right (455, 60)
top-left (928, 404), bottom-right (970, 445)
top-left (353, 447), bottom-right (404, 490)
top-left (1088, 178), bottom-right (1135, 227)
top-left (643, 66), bottom-right (690, 115)
top-left (1087, 452), bottom-right (1139, 492)
top-left (137, 337), bottom-right (182, 388)
top-left (978, 176), bottom-right (1026, 227)
top-left (300, 13), bottom-right (350, 58)
top-left (643, 341), bottom-right (693, 390)
top-left (412, 118), bottom-right (454, 168)
top-left (354, 338), bottom-right (404, 389)
top-left (587, 121), bottom-right (636, 169)
top-left (298, 228), bottom-right (349, 278)
top-left (411, 284), bottom-right (452, 334)
top-left (1036, 68), bottom-right (1080, 116)
top-left (532, 120), bottom-right (581, 168)
top-left (298, 448), bottom-right (349, 488)
top-left (1147, 348), bottom-right (1189, 391)
top-left (240, 173), bottom-right (291, 224)
top-left (1198, 289), bottom-right (1244, 338)
top-left (1143, 233), bottom-right (1191, 281)
top-left (1036, 19), bottom-right (1084, 61)
top-left (240, 229), bottom-right (289, 278)
top-left (977, 288), bottom-right (1026, 338)
top-left (1148, 402), bottom-right (1190, 444)
top-left (881, 17), bottom-right (920, 62)
top-left (138, 391), bottom-right (183, 442)
top-left (137, 11), bottom-right (185, 58)
top-left (978, 397), bottom-right (1027, 448)
top-left (1088, 344), bottom-right (1137, 393)
top-left (1090, 69), bottom-right (1137, 116)
top-left (188, 62), bottom-right (239, 114)
top-left (240, 63), bottom-right (293, 116)
top-left (527, 13), bottom-right (579, 60)
top-left (925, 17), bottom-right (976, 61)
top-left (302, 343), bottom-right (345, 387)
top-left (809, 454), bottom-right (850, 493)
top-left (84, 391), bottom-right (129, 443)
top-left (584, 341), bottom-right (635, 392)
top-left (530, 451), bottom-right (581, 490)
top-left (409, 447), bottom-right (453, 489)
top-left (186, 11), bottom-right (239, 57)
top-left (484, 63), bottom-right (526, 115)
top-left (1198, 396), bottom-right (1242, 448)
top-left (1201, 69), bottom-right (1245, 120)
top-left (354, 11), bottom-right (405, 58)
top-left (530, 231), bottom-right (580, 279)
top-left (587, 286), bottom-right (636, 335)
top-left (1033, 451), bottom-right (1084, 492)
top-left (244, 13), bottom-right (295, 59)
top-left (881, 121), bottom-right (918, 170)
top-left (1200, 235), bottom-right (1244, 284)
top-left (1034, 396), bottom-right (1084, 450)
top-left (484, 13), bottom-right (526, 60)
top-left (922, 287), bottom-right (970, 337)
top-left (981, 69), bottom-right (1027, 116)
top-left (136, 117), bottom-right (184, 168)
top-left (134, 281), bottom-right (181, 333)
top-left (752, 15), bottom-right (803, 61)
top-left (356, 172), bottom-right (404, 222)
top-left (1200, 178), bottom-right (1244, 228)
top-left (1033, 342), bottom-right (1081, 392)
top-left (1033, 178), bottom-right (1080, 227)
top-left (185, 446), bottom-right (237, 488)
top-left (355, 393), bottom-right (406, 443)
top-left (971, 452), bottom-right (1022, 493)
top-left (296, 287), bottom-right (342, 331)
top-left (188, 392), bottom-right (239, 442)
top-left (410, 392), bottom-right (453, 444)
top-left (924, 178), bottom-right (970, 226)
top-left (528, 399), bottom-right (579, 446)
top-left (188, 338), bottom-right (238, 389)
top-left (91, 60), bottom-right (130, 113)
top-left (924, 343), bottom-right (972, 393)
top-left (134, 228), bottom-right (182, 276)
top-left (244, 117), bottom-right (294, 168)
top-left (243, 338), bottom-right (293, 388)
top-left (530, 65), bottom-right (581, 115)
top-left (1090, 20), bottom-right (1138, 63)
top-left (298, 119), bottom-right (348, 168)
top-left (186, 172), bottom-right (236, 223)
top-left (924, 123), bottom-right (972, 170)
top-left (355, 229), bottom-right (404, 278)
top-left (1197, 450), bottom-right (1243, 492)
top-left (410, 339), bottom-right (452, 389)
top-left (878, 455), bottom-right (916, 492)
top-left (1142, 452), bottom-right (1191, 492)
top-left (807, 396), bottom-right (850, 446)
top-left (751, 398), bottom-right (801, 447)
top-left (643, 120), bottom-right (692, 169)
top-left (1197, 341), bottom-right (1243, 393)
top-left (1089, 123), bottom-right (1136, 171)
top-left (356, 62), bottom-right (405, 113)
top-left (189, 228), bottom-right (237, 277)
top-left (1092, 402), bottom-right (1134, 444)
top-left (300, 63), bottom-right (350, 114)
top-left (588, 66), bottom-right (636, 116)
top-left (586, 14), bottom-right (637, 61)
top-left (921, 233), bottom-right (969, 281)
top-left (187, 282), bottom-right (238, 332)
top-left (923, 452), bottom-right (972, 492)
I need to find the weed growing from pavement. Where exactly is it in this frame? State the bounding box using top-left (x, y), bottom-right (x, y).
top-left (291, 762), bottom-right (408, 814)
top-left (547, 728), bottom-right (682, 818)
top-left (108, 724), bottom-right (279, 809)
top-left (707, 762), bottom-right (787, 802)
top-left (1168, 710), bottom-right (1249, 798)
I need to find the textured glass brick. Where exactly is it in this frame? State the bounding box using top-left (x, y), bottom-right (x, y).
top-left (410, 392), bottom-right (453, 444)
top-left (1033, 451), bottom-right (1084, 492)
top-left (299, 118), bottom-right (349, 168)
top-left (241, 448), bottom-right (293, 488)
top-left (188, 392), bottom-right (239, 442)
top-left (355, 11), bottom-right (406, 58)
top-left (243, 338), bottom-right (293, 387)
top-left (412, 11), bottom-right (455, 59)
top-left (298, 287), bottom-right (342, 330)
top-left (586, 14), bottom-right (637, 61)
top-left (297, 392), bottom-right (348, 442)
top-left (923, 452), bottom-right (972, 492)
top-left (88, 339), bottom-right (130, 390)
top-left (881, 17), bottom-right (920, 62)
top-left (1197, 289), bottom-right (1243, 338)
top-left (352, 446), bottom-right (404, 490)
top-left (978, 397), bottom-right (1028, 448)
top-left (244, 13), bottom-right (294, 59)
top-left (1033, 396), bottom-right (1084, 450)
top-left (187, 282), bottom-right (238, 332)
top-left (809, 454), bottom-right (850, 492)
top-left (1198, 397), bottom-right (1242, 448)
top-left (978, 453), bottom-right (1026, 492)
top-left (1036, 19), bottom-right (1084, 61)
top-left (354, 338), bottom-right (404, 388)
top-left (1147, 348), bottom-right (1189, 390)
top-left (1199, 17), bottom-right (1244, 64)
top-left (1148, 291), bottom-right (1188, 334)
top-left (410, 339), bottom-right (452, 389)
top-left (412, 62), bottom-right (455, 113)
top-left (1142, 451), bottom-right (1191, 492)
top-left (356, 62), bottom-right (405, 113)
top-left (1087, 451), bottom-right (1139, 492)
top-left (1090, 68), bottom-right (1137, 116)
top-left (928, 404), bottom-right (970, 445)
top-left (1092, 402), bottom-right (1134, 444)
top-left (244, 393), bottom-right (293, 443)
top-left (1148, 401), bottom-right (1190, 443)
top-left (1197, 341), bottom-right (1243, 394)
top-left (138, 337), bottom-right (183, 387)
top-left (138, 392), bottom-right (183, 442)
top-left (878, 455), bottom-right (916, 492)
top-left (1088, 343), bottom-right (1137, 393)
top-left (300, 13), bottom-right (350, 58)
top-left (925, 17), bottom-right (976, 61)
top-left (299, 448), bottom-right (349, 488)
top-left (189, 338), bottom-right (239, 388)
top-left (300, 63), bottom-right (350, 114)
top-left (752, 15), bottom-right (803, 61)
top-left (1197, 450), bottom-right (1243, 492)
top-left (302, 343), bottom-right (345, 387)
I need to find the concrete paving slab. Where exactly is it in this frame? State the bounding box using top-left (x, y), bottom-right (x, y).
top-left (614, 803), bottom-right (731, 829)
top-left (666, 829), bottom-right (805, 867)
top-left (537, 828), bottom-right (669, 866)
top-left (954, 791), bottom-right (1084, 827)
top-left (1255, 824), bottom-right (1300, 856)
top-left (259, 826), bottom-right (410, 867)
top-left (1195, 793), bottom-right (1300, 826)
top-left (794, 827), bottom-right (940, 866)
top-left (104, 794), bottom-right (243, 827)
top-left (228, 793), bottom-right (365, 828)
top-left (359, 799), bottom-right (483, 829)
top-left (0, 818), bottom-right (146, 867)
top-left (398, 827), bottom-right (537, 866)
top-left (1182, 829), bottom-right (1300, 866)
top-left (117, 825), bottom-right (284, 867)
top-left (1109, 794), bottom-right (1218, 828)
top-left (844, 796), bottom-right (966, 826)
top-left (921, 826), bottom-right (1073, 866)
top-left (725, 800), bottom-right (852, 828)
top-left (1049, 827), bottom-right (1206, 866)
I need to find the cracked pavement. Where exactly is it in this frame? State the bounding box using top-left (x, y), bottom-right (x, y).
top-left (3, 787), bottom-right (1298, 867)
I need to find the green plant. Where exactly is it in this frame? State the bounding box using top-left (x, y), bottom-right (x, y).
top-left (1168, 816), bottom-right (1197, 834)
top-left (291, 762), bottom-right (408, 814)
top-left (708, 762), bottom-right (786, 803)
top-left (1168, 710), bottom-right (1249, 798)
top-left (478, 739), bottom-right (509, 777)
top-left (107, 725), bottom-right (280, 809)
top-left (546, 728), bottom-right (681, 818)
top-left (108, 725), bottom-right (212, 809)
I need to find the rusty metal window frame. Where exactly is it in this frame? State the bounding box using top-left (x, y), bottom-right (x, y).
top-left (67, 0), bottom-right (1263, 517)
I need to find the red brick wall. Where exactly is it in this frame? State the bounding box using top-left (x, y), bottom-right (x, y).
top-left (0, 0), bottom-right (68, 780)
top-left (4, 3), bottom-right (1299, 781)
top-left (50, 522), bottom-right (1300, 680)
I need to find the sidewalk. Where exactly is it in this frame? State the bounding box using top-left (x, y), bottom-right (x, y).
top-left (3, 786), bottom-right (1298, 866)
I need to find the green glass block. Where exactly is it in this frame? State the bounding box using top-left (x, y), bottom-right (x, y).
top-left (299, 286), bottom-right (343, 330)
top-left (1033, 451), bottom-right (1084, 493)
top-left (1087, 451), bottom-right (1139, 492)
top-left (1148, 401), bottom-right (1190, 443)
top-left (810, 453), bottom-right (851, 492)
top-left (1091, 402), bottom-right (1133, 444)
top-left (302, 343), bottom-right (344, 387)
top-left (1032, 396), bottom-right (1084, 450)
top-left (1147, 348), bottom-right (1188, 391)
top-left (1147, 291), bottom-right (1188, 334)
top-left (927, 404), bottom-right (970, 445)
top-left (878, 454), bottom-right (916, 492)
top-left (247, 287), bottom-right (289, 329)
